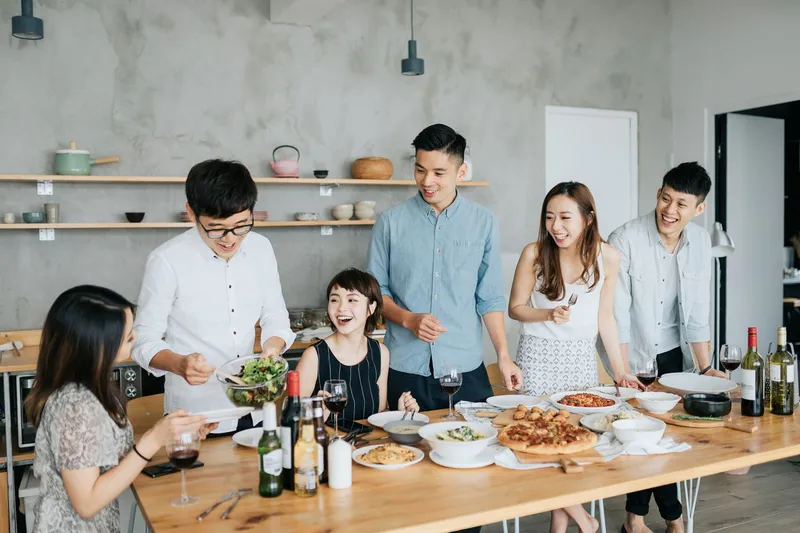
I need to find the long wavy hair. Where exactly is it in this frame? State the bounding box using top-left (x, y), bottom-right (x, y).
top-left (534, 182), bottom-right (603, 301)
top-left (26, 285), bottom-right (134, 429)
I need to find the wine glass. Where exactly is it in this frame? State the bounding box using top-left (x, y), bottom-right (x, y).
top-left (167, 431), bottom-right (201, 507)
top-left (323, 379), bottom-right (348, 438)
top-left (439, 368), bottom-right (463, 421)
top-left (719, 344), bottom-right (742, 380)
top-left (632, 358), bottom-right (658, 392)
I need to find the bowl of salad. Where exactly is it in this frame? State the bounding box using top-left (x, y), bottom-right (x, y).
top-left (216, 355), bottom-right (289, 407)
top-left (418, 422), bottom-right (497, 461)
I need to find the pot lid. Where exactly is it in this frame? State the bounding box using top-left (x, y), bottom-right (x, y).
top-left (56, 141), bottom-right (90, 155)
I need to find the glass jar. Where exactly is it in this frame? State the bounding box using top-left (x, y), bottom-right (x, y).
top-left (289, 309), bottom-right (306, 331)
top-left (307, 308), bottom-right (329, 328)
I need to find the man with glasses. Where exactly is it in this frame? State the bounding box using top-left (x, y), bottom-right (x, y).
top-left (132, 159), bottom-right (295, 435)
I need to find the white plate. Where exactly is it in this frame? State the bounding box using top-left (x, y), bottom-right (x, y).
top-left (486, 395), bottom-right (540, 409)
top-left (588, 386), bottom-right (639, 401)
top-left (549, 391), bottom-right (623, 415)
top-left (232, 428), bottom-right (262, 448)
top-left (579, 411), bottom-right (644, 433)
top-left (367, 411), bottom-right (430, 428)
top-left (352, 444), bottom-right (425, 470)
top-left (658, 372), bottom-right (738, 396)
top-left (429, 446), bottom-right (497, 469)
top-left (192, 407), bottom-right (254, 424)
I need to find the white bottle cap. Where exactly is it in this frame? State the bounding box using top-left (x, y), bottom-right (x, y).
top-left (262, 402), bottom-right (277, 431)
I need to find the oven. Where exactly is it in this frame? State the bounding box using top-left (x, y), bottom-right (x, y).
top-left (14, 362), bottom-right (143, 449)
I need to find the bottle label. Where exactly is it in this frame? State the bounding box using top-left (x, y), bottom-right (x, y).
top-left (261, 450), bottom-right (282, 477)
top-left (742, 369), bottom-right (756, 400)
top-left (770, 364), bottom-right (796, 383)
top-left (317, 443), bottom-right (325, 476)
top-left (789, 364), bottom-right (795, 384)
top-left (296, 467), bottom-right (317, 490)
top-left (280, 426), bottom-right (292, 469)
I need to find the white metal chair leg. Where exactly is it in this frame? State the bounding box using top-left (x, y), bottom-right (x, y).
top-left (680, 477), bottom-right (702, 533)
top-left (589, 499), bottom-right (607, 533)
top-left (501, 517), bottom-right (519, 533)
top-left (503, 519), bottom-right (508, 533)
top-left (128, 502), bottom-right (137, 533)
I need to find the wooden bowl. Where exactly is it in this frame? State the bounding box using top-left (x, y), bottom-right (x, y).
top-left (352, 157), bottom-right (393, 180)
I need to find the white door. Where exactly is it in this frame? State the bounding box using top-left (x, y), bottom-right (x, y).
top-left (725, 113), bottom-right (784, 347)
top-left (545, 106), bottom-right (638, 239)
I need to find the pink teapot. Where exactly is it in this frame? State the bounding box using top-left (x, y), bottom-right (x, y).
top-left (271, 145), bottom-right (300, 177)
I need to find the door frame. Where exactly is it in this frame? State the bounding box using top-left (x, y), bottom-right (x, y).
top-left (544, 105), bottom-right (639, 223)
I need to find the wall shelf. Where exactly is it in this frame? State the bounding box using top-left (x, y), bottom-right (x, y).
top-left (0, 174), bottom-right (490, 187)
top-left (0, 220), bottom-right (375, 230)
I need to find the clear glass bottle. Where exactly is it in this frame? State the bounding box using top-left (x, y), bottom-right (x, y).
top-left (294, 398), bottom-right (318, 497)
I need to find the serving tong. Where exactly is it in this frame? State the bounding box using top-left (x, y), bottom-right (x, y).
top-left (196, 488), bottom-right (252, 521)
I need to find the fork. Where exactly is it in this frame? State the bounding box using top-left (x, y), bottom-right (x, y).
top-left (221, 488), bottom-right (252, 520)
top-left (566, 293), bottom-right (578, 308)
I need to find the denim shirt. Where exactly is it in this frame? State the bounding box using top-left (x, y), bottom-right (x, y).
top-left (367, 192), bottom-right (505, 378)
top-left (597, 211), bottom-right (712, 375)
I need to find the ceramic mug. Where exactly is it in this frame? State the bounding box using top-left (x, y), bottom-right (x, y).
top-left (3, 213), bottom-right (15, 224)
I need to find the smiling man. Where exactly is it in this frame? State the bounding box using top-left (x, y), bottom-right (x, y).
top-left (132, 159), bottom-right (295, 435)
top-left (367, 124), bottom-right (522, 430)
top-left (599, 162), bottom-right (725, 533)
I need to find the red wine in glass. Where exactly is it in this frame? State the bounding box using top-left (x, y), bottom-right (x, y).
top-left (637, 373), bottom-right (658, 387)
top-left (440, 383), bottom-right (461, 395)
top-left (323, 398), bottom-right (347, 414)
top-left (721, 360), bottom-right (741, 372)
top-left (169, 449), bottom-right (199, 470)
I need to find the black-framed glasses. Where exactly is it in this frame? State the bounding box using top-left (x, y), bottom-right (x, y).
top-left (197, 218), bottom-right (254, 239)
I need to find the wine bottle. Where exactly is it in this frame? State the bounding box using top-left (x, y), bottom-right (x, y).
top-left (294, 398), bottom-right (318, 497)
top-left (741, 327), bottom-right (764, 417)
top-left (258, 402), bottom-right (282, 498)
top-left (312, 397), bottom-right (329, 484)
top-left (770, 327), bottom-right (795, 416)
top-left (280, 371), bottom-right (301, 490)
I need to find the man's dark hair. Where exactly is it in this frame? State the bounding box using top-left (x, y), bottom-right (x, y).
top-left (326, 268), bottom-right (383, 334)
top-left (412, 124), bottom-right (467, 165)
top-left (185, 159), bottom-right (258, 219)
top-left (662, 162), bottom-right (712, 203)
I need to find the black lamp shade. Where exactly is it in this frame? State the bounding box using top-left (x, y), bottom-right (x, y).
top-left (12, 15), bottom-right (43, 40)
top-left (401, 40), bottom-right (424, 76)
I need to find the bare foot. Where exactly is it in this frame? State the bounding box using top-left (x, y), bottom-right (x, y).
top-left (665, 518), bottom-right (685, 533)
top-left (580, 514), bottom-right (599, 533)
top-left (624, 513), bottom-right (655, 533)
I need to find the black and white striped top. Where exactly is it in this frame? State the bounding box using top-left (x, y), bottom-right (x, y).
top-left (314, 338), bottom-right (381, 422)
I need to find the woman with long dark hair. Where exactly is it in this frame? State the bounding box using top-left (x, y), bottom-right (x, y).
top-left (27, 285), bottom-right (210, 532)
top-left (509, 182), bottom-right (642, 533)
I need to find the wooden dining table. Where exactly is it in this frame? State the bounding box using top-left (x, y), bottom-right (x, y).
top-left (131, 404), bottom-right (800, 533)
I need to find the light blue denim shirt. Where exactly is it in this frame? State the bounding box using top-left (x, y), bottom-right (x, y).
top-left (367, 192), bottom-right (505, 378)
top-left (597, 211), bottom-right (712, 375)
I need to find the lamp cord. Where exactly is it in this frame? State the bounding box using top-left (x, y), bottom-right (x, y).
top-left (410, 0), bottom-right (415, 41)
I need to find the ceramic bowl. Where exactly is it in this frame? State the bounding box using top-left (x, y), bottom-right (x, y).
top-left (313, 170), bottom-right (329, 179)
top-left (295, 212), bottom-right (319, 222)
top-left (355, 208), bottom-right (375, 220)
top-left (332, 204), bottom-right (354, 220)
top-left (22, 212), bottom-right (45, 223)
top-left (355, 200), bottom-right (376, 209)
top-left (683, 393), bottom-right (731, 417)
top-left (383, 420), bottom-right (427, 445)
top-left (634, 392), bottom-right (681, 414)
top-left (125, 212), bottom-right (145, 223)
top-left (418, 422), bottom-right (497, 461)
top-left (612, 417), bottom-right (666, 445)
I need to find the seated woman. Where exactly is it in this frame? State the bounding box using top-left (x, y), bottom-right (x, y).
top-left (27, 285), bottom-right (213, 532)
top-left (296, 268), bottom-right (418, 422)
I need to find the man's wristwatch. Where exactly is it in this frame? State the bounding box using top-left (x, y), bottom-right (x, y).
top-left (699, 365), bottom-right (712, 375)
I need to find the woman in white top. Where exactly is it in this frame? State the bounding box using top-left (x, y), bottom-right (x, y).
top-left (509, 182), bottom-right (642, 533)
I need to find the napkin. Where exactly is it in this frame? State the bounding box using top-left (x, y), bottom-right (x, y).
top-left (0, 340), bottom-right (22, 353)
top-left (455, 401), bottom-right (502, 423)
top-left (494, 448), bottom-right (562, 470)
top-left (594, 432), bottom-right (692, 461)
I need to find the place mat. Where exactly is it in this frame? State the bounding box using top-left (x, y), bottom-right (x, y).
top-left (594, 432), bottom-right (691, 461)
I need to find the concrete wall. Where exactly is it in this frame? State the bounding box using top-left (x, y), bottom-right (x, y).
top-left (0, 0), bottom-right (672, 356)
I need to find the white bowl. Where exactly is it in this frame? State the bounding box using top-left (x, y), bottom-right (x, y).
top-left (295, 212), bottom-right (319, 221)
top-left (612, 417), bottom-right (666, 445)
top-left (367, 410), bottom-right (430, 428)
top-left (658, 372), bottom-right (737, 396)
top-left (418, 422), bottom-right (497, 461)
top-left (634, 392), bottom-right (681, 414)
top-left (332, 204), bottom-right (354, 220)
top-left (355, 200), bottom-right (376, 209)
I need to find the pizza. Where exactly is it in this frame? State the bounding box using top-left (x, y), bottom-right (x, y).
top-left (558, 393), bottom-right (616, 408)
top-left (498, 418), bottom-right (598, 455)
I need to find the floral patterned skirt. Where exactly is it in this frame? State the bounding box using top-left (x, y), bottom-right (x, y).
top-left (517, 335), bottom-right (599, 396)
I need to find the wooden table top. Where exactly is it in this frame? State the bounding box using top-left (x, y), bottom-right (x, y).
top-left (131, 404), bottom-right (800, 533)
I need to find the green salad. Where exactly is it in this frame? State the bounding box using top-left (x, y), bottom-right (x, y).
top-left (436, 426), bottom-right (485, 442)
top-left (225, 357), bottom-right (287, 407)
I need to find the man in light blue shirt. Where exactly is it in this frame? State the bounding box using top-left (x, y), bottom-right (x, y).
top-left (600, 162), bottom-right (725, 533)
top-left (367, 124), bottom-right (522, 415)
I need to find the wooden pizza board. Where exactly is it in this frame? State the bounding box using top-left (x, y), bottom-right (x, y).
top-left (492, 408), bottom-right (581, 427)
top-left (629, 400), bottom-right (758, 433)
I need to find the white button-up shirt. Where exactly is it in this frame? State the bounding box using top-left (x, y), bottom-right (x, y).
top-left (132, 229), bottom-right (296, 433)
top-left (597, 211), bottom-right (712, 375)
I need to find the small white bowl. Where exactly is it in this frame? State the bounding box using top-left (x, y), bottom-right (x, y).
top-left (612, 417), bottom-right (666, 445)
top-left (295, 212), bottom-right (319, 221)
top-left (355, 200), bottom-right (376, 209)
top-left (418, 422), bottom-right (497, 461)
top-left (635, 392), bottom-right (681, 414)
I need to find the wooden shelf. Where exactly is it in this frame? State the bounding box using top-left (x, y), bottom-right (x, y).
top-left (0, 174), bottom-right (490, 187)
top-left (0, 220), bottom-right (375, 230)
